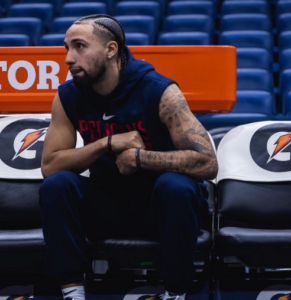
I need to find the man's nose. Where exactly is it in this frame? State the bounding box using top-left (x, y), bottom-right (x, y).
top-left (65, 51), bottom-right (75, 65)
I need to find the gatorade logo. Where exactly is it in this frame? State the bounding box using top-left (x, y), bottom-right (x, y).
top-left (0, 118), bottom-right (50, 170)
top-left (250, 123), bottom-right (291, 172)
top-left (13, 128), bottom-right (48, 161)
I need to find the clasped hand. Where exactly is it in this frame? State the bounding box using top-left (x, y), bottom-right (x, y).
top-left (111, 131), bottom-right (145, 175)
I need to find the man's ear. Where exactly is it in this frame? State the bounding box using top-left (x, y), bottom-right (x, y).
top-left (106, 41), bottom-right (118, 59)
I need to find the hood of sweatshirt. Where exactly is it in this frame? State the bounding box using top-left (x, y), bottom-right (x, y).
top-left (109, 46), bottom-right (155, 100)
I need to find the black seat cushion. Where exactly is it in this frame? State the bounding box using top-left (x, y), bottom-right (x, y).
top-left (218, 180), bottom-right (291, 229)
top-left (0, 228), bottom-right (44, 252)
top-left (87, 229), bottom-right (212, 267)
top-left (216, 227), bottom-right (291, 267)
top-left (0, 180), bottom-right (42, 229)
top-left (0, 228), bottom-right (45, 275)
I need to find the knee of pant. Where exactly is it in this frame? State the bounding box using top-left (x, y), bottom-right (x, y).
top-left (155, 172), bottom-right (203, 210)
top-left (39, 170), bottom-right (79, 208)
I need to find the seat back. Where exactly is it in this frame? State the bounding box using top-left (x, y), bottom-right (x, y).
top-left (0, 17), bottom-right (42, 46)
top-left (114, 1), bottom-right (161, 24)
top-left (279, 30), bottom-right (291, 51)
top-left (237, 48), bottom-right (272, 70)
top-left (40, 33), bottom-right (65, 46)
top-left (279, 48), bottom-right (291, 72)
top-left (121, 0), bottom-right (167, 14)
top-left (50, 17), bottom-right (78, 33)
top-left (158, 32), bottom-right (211, 45)
top-left (216, 122), bottom-right (291, 270)
top-left (219, 30), bottom-right (273, 51)
top-left (278, 13), bottom-right (291, 35)
top-left (232, 90), bottom-right (275, 115)
top-left (163, 14), bottom-right (214, 33)
top-left (220, 13), bottom-right (271, 32)
top-left (61, 2), bottom-right (107, 17)
top-left (217, 121), bottom-right (291, 229)
top-left (280, 69), bottom-right (291, 114)
top-left (115, 15), bottom-right (156, 44)
top-left (167, 1), bottom-right (215, 16)
top-left (114, 1), bottom-right (161, 33)
top-left (196, 90), bottom-right (275, 131)
top-left (125, 33), bottom-right (150, 45)
top-left (0, 34), bottom-right (31, 46)
top-left (0, 115), bottom-right (50, 230)
top-left (221, 0), bottom-right (269, 15)
top-left (18, 0), bottom-right (63, 15)
top-left (282, 91), bottom-right (291, 115)
top-left (276, 0), bottom-right (291, 19)
top-left (0, 114), bottom-right (86, 229)
top-left (67, 0), bottom-right (116, 14)
top-left (237, 68), bottom-right (273, 92)
top-left (9, 3), bottom-right (54, 32)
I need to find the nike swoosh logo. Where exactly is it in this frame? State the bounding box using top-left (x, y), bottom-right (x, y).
top-left (63, 289), bottom-right (77, 296)
top-left (103, 113), bottom-right (115, 121)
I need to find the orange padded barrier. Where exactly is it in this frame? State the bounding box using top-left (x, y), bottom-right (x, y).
top-left (0, 46), bottom-right (236, 113)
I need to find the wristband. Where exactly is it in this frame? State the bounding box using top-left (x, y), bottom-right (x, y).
top-left (107, 135), bottom-right (113, 152)
top-left (135, 148), bottom-right (141, 169)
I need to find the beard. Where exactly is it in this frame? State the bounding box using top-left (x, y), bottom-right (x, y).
top-left (72, 59), bottom-right (106, 88)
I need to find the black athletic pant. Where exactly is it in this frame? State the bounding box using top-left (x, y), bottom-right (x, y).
top-left (39, 170), bottom-right (207, 293)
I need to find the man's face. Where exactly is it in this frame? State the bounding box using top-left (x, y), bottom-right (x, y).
top-left (64, 23), bottom-right (107, 88)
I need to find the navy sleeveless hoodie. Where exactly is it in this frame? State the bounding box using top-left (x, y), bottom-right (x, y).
top-left (58, 47), bottom-right (177, 184)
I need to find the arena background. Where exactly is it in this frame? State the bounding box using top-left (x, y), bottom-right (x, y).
top-left (1, 0), bottom-right (291, 300)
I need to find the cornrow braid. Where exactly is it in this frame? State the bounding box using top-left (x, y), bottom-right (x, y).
top-left (75, 14), bottom-right (128, 79)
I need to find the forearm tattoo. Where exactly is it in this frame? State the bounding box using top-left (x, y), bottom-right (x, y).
top-left (142, 150), bottom-right (218, 180)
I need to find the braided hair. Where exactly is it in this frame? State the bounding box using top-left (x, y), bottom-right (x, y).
top-left (74, 14), bottom-right (128, 79)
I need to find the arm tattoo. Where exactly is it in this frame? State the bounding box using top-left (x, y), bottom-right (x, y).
top-left (154, 84), bottom-right (219, 179)
top-left (141, 150), bottom-right (218, 180)
top-left (159, 84), bottom-right (216, 159)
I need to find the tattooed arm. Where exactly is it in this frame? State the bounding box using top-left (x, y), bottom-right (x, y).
top-left (115, 84), bottom-right (218, 180)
